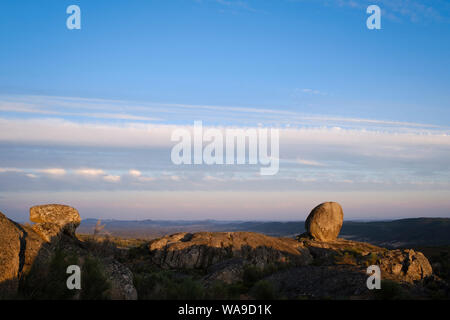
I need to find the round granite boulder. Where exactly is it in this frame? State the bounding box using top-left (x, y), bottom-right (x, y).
top-left (305, 202), bottom-right (344, 241)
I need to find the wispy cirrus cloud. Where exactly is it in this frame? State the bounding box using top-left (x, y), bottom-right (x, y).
top-left (301, 88), bottom-right (324, 95)
top-left (300, 88), bottom-right (327, 96)
top-left (289, 0), bottom-right (450, 23)
top-left (0, 94), bottom-right (445, 131)
top-left (296, 159), bottom-right (326, 166)
top-left (0, 101), bottom-right (161, 122)
top-left (195, 0), bottom-right (259, 13)
top-left (364, 0), bottom-right (448, 23)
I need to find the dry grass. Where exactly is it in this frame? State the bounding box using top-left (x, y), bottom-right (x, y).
top-left (334, 252), bottom-right (358, 265)
top-left (77, 234), bottom-right (147, 249)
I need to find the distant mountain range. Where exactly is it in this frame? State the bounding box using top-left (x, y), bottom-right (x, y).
top-left (78, 217), bottom-right (450, 248)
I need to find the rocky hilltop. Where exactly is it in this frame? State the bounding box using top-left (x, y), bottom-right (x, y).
top-left (0, 205), bottom-right (137, 299)
top-left (145, 202), bottom-right (435, 298)
top-left (0, 202), bottom-right (447, 300)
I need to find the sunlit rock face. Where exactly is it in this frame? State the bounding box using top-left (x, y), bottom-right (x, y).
top-left (30, 204), bottom-right (81, 242)
top-left (148, 231), bottom-right (313, 270)
top-left (305, 202), bottom-right (344, 242)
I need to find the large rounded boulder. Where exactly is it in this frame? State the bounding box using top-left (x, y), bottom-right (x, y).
top-left (305, 202), bottom-right (344, 241)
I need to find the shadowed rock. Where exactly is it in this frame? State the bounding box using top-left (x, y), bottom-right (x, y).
top-left (304, 202), bottom-right (344, 241)
top-left (0, 211), bottom-right (48, 298)
top-left (103, 258), bottom-right (138, 300)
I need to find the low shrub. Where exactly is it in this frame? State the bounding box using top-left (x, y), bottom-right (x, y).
top-left (250, 280), bottom-right (277, 300)
top-left (80, 256), bottom-right (111, 300)
top-left (19, 249), bottom-right (78, 300)
top-left (373, 280), bottom-right (406, 300)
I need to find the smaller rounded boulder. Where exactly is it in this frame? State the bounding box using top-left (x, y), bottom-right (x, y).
top-left (305, 202), bottom-right (344, 241)
top-left (30, 204), bottom-right (81, 241)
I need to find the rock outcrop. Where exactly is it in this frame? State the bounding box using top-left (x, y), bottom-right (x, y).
top-left (304, 202), bottom-right (344, 241)
top-left (30, 204), bottom-right (81, 242)
top-left (0, 212), bottom-right (24, 296)
top-left (148, 230), bottom-right (433, 288)
top-left (103, 258), bottom-right (138, 300)
top-left (148, 231), bottom-right (314, 286)
top-left (144, 200), bottom-right (436, 299)
top-left (149, 231), bottom-right (313, 270)
top-left (0, 202), bottom-right (440, 300)
top-left (0, 206), bottom-right (137, 300)
top-left (203, 258), bottom-right (245, 284)
top-left (263, 237), bottom-right (435, 298)
top-left (378, 249), bottom-right (433, 282)
top-left (298, 238), bottom-right (432, 283)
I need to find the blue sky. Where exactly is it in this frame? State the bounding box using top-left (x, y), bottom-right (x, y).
top-left (0, 0), bottom-right (449, 221)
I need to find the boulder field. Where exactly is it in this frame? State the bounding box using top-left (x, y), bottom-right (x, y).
top-left (0, 202), bottom-right (440, 299)
top-left (147, 201), bottom-right (434, 294)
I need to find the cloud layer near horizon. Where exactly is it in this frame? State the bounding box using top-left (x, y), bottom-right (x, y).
top-left (0, 94), bottom-right (449, 221)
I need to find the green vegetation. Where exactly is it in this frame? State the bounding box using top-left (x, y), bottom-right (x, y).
top-left (79, 236), bottom-right (121, 258)
top-left (334, 252), bottom-right (358, 265)
top-left (415, 246), bottom-right (450, 283)
top-left (80, 256), bottom-right (111, 300)
top-left (373, 280), bottom-right (410, 300)
top-left (363, 252), bottom-right (379, 266)
top-left (133, 269), bottom-right (205, 300)
top-left (18, 248), bottom-right (111, 300)
top-left (242, 265), bottom-right (264, 287)
top-left (250, 280), bottom-right (277, 300)
top-left (242, 263), bottom-right (288, 288)
top-left (414, 245), bottom-right (450, 299)
top-left (127, 243), bottom-right (152, 261)
top-left (77, 233), bottom-right (147, 249)
top-left (334, 248), bottom-right (379, 266)
top-left (334, 248), bottom-right (363, 265)
top-left (131, 262), bottom-right (287, 300)
top-left (19, 249), bottom-right (78, 300)
top-left (133, 268), bottom-right (248, 300)
top-left (207, 281), bottom-right (246, 299)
